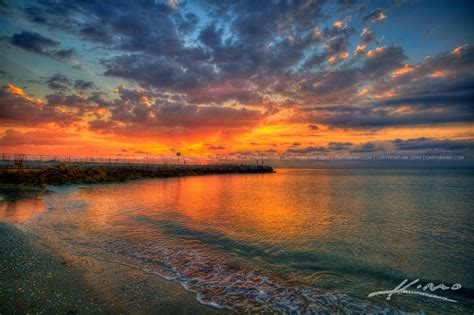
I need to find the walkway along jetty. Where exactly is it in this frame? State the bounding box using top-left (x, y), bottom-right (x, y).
top-left (0, 154), bottom-right (274, 187)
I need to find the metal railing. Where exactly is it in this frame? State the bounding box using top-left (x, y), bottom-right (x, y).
top-left (0, 153), bottom-right (267, 167)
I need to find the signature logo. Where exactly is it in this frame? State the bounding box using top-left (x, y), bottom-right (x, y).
top-left (368, 279), bottom-right (462, 303)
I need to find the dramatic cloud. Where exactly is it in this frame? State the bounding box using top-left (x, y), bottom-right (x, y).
top-left (8, 31), bottom-right (76, 61)
top-left (362, 9), bottom-right (386, 23)
top-left (392, 138), bottom-right (474, 151)
top-left (0, 84), bottom-right (81, 126)
top-left (287, 146), bottom-right (327, 154)
top-left (328, 142), bottom-right (353, 150)
top-left (74, 80), bottom-right (95, 91)
top-left (300, 104), bottom-right (473, 128)
top-left (101, 54), bottom-right (217, 91)
top-left (0, 129), bottom-right (74, 146)
top-left (351, 142), bottom-right (378, 153)
top-left (85, 86), bottom-right (267, 139)
top-left (363, 45), bottom-right (407, 78)
top-left (43, 74), bottom-right (95, 92)
top-left (0, 0), bottom-right (472, 156)
top-left (9, 31), bottom-right (58, 54)
top-left (45, 73), bottom-right (72, 91)
top-left (285, 141), bottom-right (382, 154)
top-left (360, 28), bottom-right (375, 44)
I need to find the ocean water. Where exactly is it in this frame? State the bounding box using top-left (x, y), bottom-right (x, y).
top-left (2, 168), bottom-right (474, 312)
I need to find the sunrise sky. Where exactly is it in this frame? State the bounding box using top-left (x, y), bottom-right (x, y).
top-left (0, 0), bottom-right (473, 157)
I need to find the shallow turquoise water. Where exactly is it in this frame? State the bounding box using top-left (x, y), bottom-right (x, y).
top-left (2, 168), bottom-right (473, 312)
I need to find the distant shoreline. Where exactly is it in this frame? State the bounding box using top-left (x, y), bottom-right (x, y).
top-left (0, 164), bottom-right (274, 187)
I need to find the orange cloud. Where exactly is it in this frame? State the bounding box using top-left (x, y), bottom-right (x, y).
top-left (453, 43), bottom-right (469, 55)
top-left (339, 52), bottom-right (349, 59)
top-left (354, 44), bottom-right (366, 55)
top-left (357, 87), bottom-right (370, 96)
top-left (328, 55), bottom-right (337, 64)
top-left (6, 84), bottom-right (25, 96)
top-left (367, 46), bottom-right (385, 58)
top-left (391, 64), bottom-right (416, 77)
top-left (429, 69), bottom-right (450, 78)
top-left (373, 89), bottom-right (398, 99)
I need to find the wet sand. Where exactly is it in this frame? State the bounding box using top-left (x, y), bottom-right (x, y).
top-left (0, 222), bottom-right (229, 314)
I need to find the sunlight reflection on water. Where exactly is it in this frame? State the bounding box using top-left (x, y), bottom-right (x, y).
top-left (2, 168), bottom-right (473, 312)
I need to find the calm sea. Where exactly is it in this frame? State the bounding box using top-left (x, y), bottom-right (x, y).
top-left (2, 168), bottom-right (474, 312)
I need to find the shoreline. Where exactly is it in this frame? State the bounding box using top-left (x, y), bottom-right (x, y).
top-left (2, 170), bottom-right (472, 313)
top-left (0, 163), bottom-right (274, 187)
top-left (0, 222), bottom-right (230, 314)
top-left (0, 182), bottom-right (232, 314)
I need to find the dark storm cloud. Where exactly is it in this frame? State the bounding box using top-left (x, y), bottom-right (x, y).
top-left (199, 12), bottom-right (325, 83)
top-left (363, 45), bottom-right (407, 78)
top-left (0, 85), bottom-right (81, 126)
top-left (294, 44), bottom-right (406, 102)
top-left (392, 138), bottom-right (474, 151)
top-left (86, 86), bottom-right (267, 137)
top-left (101, 54), bottom-right (217, 91)
top-left (9, 31), bottom-right (58, 54)
top-left (47, 91), bottom-right (112, 114)
top-left (291, 42), bottom-right (474, 130)
top-left (74, 80), bottom-right (95, 91)
top-left (286, 141), bottom-right (377, 154)
top-left (3, 0), bottom-right (473, 139)
top-left (44, 73), bottom-right (72, 91)
top-left (225, 0), bottom-right (325, 43)
top-left (303, 104), bottom-right (473, 128)
top-left (287, 146), bottom-right (327, 154)
top-left (78, 25), bottom-right (114, 44)
top-left (298, 58), bottom-right (474, 129)
top-left (351, 142), bottom-right (378, 152)
top-left (199, 25), bottom-right (223, 50)
top-left (336, 0), bottom-right (362, 10)
top-left (21, 1), bottom-right (184, 57)
top-left (382, 45), bottom-right (474, 105)
top-left (323, 35), bottom-right (349, 56)
top-left (360, 28), bottom-right (375, 44)
top-left (89, 102), bottom-right (266, 137)
top-left (303, 53), bottom-right (326, 68)
top-left (428, 44), bottom-right (474, 69)
top-left (147, 103), bottom-right (264, 128)
top-left (44, 74), bottom-right (96, 92)
top-left (17, 0), bottom-right (329, 94)
top-left (7, 31), bottom-right (76, 61)
top-left (362, 8), bottom-right (386, 23)
top-left (380, 91), bottom-right (474, 107)
top-left (177, 12), bottom-right (199, 33)
top-left (45, 93), bottom-right (86, 108)
top-left (52, 48), bottom-right (76, 60)
top-left (328, 142), bottom-right (353, 150)
top-left (313, 68), bottom-right (360, 96)
top-left (10, 0), bottom-right (394, 112)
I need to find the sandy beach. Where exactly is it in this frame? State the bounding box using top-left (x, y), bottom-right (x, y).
top-left (0, 222), bottom-right (228, 314)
